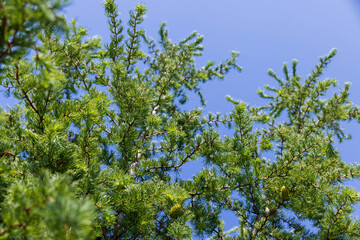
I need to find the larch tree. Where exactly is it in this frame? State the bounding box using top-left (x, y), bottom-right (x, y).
top-left (1, 0), bottom-right (360, 239)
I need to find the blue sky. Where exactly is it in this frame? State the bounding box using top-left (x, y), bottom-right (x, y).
top-left (3, 0), bottom-right (360, 236)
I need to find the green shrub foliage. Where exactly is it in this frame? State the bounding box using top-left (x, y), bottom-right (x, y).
top-left (1, 0), bottom-right (360, 239)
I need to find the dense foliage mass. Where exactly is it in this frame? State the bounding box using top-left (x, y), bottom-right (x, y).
top-left (1, 0), bottom-right (360, 239)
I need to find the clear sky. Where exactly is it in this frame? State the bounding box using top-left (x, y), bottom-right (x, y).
top-left (5, 0), bottom-right (360, 235)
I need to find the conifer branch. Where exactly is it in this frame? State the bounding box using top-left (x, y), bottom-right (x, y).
top-left (326, 198), bottom-right (348, 239)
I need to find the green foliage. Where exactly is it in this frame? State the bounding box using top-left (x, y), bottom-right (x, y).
top-left (0, 0), bottom-right (360, 239)
top-left (0, 0), bottom-right (68, 65)
top-left (0, 171), bottom-right (95, 239)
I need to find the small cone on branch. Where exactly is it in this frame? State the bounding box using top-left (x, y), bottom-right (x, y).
top-left (281, 186), bottom-right (290, 201)
top-left (169, 203), bottom-right (183, 219)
